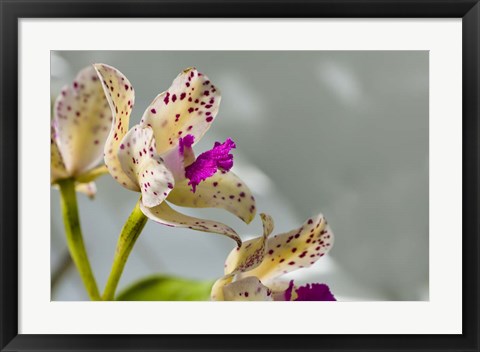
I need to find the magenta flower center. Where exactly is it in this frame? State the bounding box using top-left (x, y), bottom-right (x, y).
top-left (184, 137), bottom-right (236, 192)
top-left (294, 283), bottom-right (336, 301)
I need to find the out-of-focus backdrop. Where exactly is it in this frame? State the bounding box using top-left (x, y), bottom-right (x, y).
top-left (51, 51), bottom-right (428, 301)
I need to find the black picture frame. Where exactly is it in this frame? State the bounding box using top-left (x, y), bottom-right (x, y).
top-left (1, 0), bottom-right (478, 351)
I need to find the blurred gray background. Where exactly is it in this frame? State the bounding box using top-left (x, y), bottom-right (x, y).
top-left (51, 51), bottom-right (429, 301)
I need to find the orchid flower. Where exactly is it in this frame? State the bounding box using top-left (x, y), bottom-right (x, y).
top-left (94, 64), bottom-right (257, 300)
top-left (51, 65), bottom-right (112, 197)
top-left (51, 65), bottom-right (114, 300)
top-left (94, 64), bottom-right (256, 247)
top-left (211, 213), bottom-right (336, 301)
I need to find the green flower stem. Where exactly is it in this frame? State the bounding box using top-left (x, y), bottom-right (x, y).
top-left (102, 198), bottom-right (148, 300)
top-left (58, 178), bottom-right (101, 301)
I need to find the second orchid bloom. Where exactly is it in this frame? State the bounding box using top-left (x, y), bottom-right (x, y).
top-left (94, 64), bottom-right (256, 246)
top-left (211, 213), bottom-right (336, 301)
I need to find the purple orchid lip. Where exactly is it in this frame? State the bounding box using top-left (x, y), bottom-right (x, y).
top-left (184, 137), bottom-right (236, 192)
top-left (294, 283), bottom-right (336, 301)
top-left (284, 280), bottom-right (295, 301)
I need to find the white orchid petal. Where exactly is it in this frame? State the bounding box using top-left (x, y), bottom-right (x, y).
top-left (210, 275), bottom-right (234, 301)
top-left (223, 276), bottom-right (273, 301)
top-left (53, 66), bottom-right (112, 176)
top-left (50, 124), bottom-right (68, 183)
top-left (118, 125), bottom-right (174, 207)
top-left (139, 201), bottom-right (241, 246)
top-left (94, 63), bottom-right (137, 191)
top-left (167, 171), bottom-right (256, 223)
top-left (210, 214), bottom-right (273, 300)
top-left (246, 214), bottom-right (334, 284)
top-left (140, 68), bottom-right (221, 155)
top-left (75, 181), bottom-right (97, 199)
top-left (224, 213), bottom-right (273, 275)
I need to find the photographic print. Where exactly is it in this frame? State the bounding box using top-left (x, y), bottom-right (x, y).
top-left (50, 50), bottom-right (428, 302)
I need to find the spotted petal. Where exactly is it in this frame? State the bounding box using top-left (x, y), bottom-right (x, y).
top-left (140, 68), bottom-right (221, 155)
top-left (225, 213), bottom-right (274, 274)
top-left (210, 214), bottom-right (273, 300)
top-left (53, 66), bottom-right (112, 176)
top-left (118, 125), bottom-right (174, 207)
top-left (51, 124), bottom-right (68, 183)
top-left (223, 276), bottom-right (273, 301)
top-left (244, 214), bottom-right (334, 285)
top-left (139, 201), bottom-right (241, 247)
top-left (94, 63), bottom-right (137, 190)
top-left (167, 170), bottom-right (257, 223)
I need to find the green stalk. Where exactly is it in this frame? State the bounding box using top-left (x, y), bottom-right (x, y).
top-left (102, 198), bottom-right (148, 300)
top-left (58, 178), bottom-right (101, 301)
